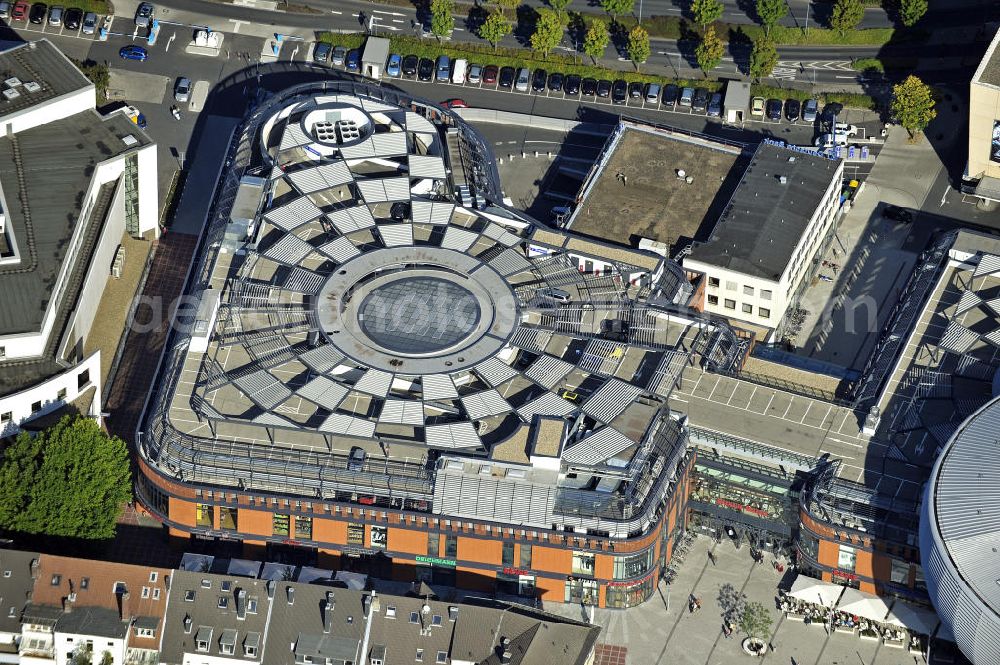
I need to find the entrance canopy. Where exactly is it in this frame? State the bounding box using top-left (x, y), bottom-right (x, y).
top-left (836, 587), bottom-right (893, 622)
top-left (788, 574), bottom-right (845, 608)
top-left (884, 600), bottom-right (940, 636)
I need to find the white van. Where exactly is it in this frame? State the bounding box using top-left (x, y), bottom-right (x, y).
top-left (515, 68), bottom-right (530, 92)
top-left (451, 58), bottom-right (468, 84)
top-left (814, 133), bottom-right (849, 149)
top-left (834, 123), bottom-right (859, 137)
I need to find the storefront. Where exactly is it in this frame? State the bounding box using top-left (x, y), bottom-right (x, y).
top-left (564, 577), bottom-right (599, 605)
top-left (496, 567), bottom-right (536, 598)
top-left (605, 572), bottom-right (657, 608)
top-left (414, 555), bottom-right (457, 587)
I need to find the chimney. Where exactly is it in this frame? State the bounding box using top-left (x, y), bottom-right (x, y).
top-left (236, 589), bottom-right (246, 620)
top-left (501, 651), bottom-right (513, 664)
top-left (62, 596), bottom-right (73, 613)
top-left (286, 586), bottom-right (294, 606)
top-left (30, 558), bottom-right (39, 579)
top-left (322, 593), bottom-right (333, 634)
top-left (183, 615), bottom-right (193, 634)
top-left (266, 580), bottom-right (274, 599)
top-left (117, 590), bottom-right (131, 622)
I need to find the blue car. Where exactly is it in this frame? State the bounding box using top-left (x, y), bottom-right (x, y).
top-left (386, 53), bottom-right (402, 78)
top-left (119, 45), bottom-right (148, 61)
top-left (345, 49), bottom-right (360, 71)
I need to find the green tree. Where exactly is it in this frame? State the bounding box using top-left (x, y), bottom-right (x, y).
top-left (599, 0), bottom-right (634, 22)
top-left (749, 36), bottom-right (779, 81)
top-left (891, 74), bottom-right (937, 137)
top-left (478, 10), bottom-right (512, 52)
top-left (898, 0), bottom-right (927, 26)
top-left (582, 18), bottom-right (610, 63)
top-left (695, 25), bottom-right (725, 74)
top-left (755, 0), bottom-right (787, 36)
top-left (690, 0), bottom-right (723, 30)
top-left (530, 8), bottom-right (565, 57)
top-left (0, 417), bottom-right (131, 540)
top-left (830, 0), bottom-right (863, 36)
top-left (627, 25), bottom-right (651, 69)
top-left (71, 58), bottom-right (110, 103)
top-left (98, 652), bottom-right (114, 665)
top-left (490, 0), bottom-right (521, 17)
top-left (739, 601), bottom-right (774, 648)
top-left (430, 0), bottom-right (455, 40)
top-left (547, 0), bottom-right (573, 23)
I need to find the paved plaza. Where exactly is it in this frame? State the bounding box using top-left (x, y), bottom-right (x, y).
top-left (543, 535), bottom-right (934, 665)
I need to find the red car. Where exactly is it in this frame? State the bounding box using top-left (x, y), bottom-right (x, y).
top-left (11, 1), bottom-right (28, 19)
top-left (482, 65), bottom-right (498, 85)
top-left (440, 99), bottom-right (468, 109)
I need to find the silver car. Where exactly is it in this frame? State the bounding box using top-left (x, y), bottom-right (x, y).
top-left (81, 11), bottom-right (97, 34)
top-left (47, 5), bottom-right (62, 25)
top-left (802, 98), bottom-right (819, 123)
top-left (331, 46), bottom-right (347, 66)
top-left (0, 2), bottom-right (10, 18)
top-left (174, 77), bottom-right (191, 103)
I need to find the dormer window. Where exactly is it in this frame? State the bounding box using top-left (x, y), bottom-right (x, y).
top-left (51, 575), bottom-right (61, 586)
top-left (431, 615), bottom-right (442, 627)
top-left (184, 590), bottom-right (196, 602)
top-left (218, 597), bottom-right (229, 609)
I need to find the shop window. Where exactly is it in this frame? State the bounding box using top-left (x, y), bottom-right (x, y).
top-left (347, 523), bottom-right (365, 545)
top-left (219, 507), bottom-right (237, 531)
top-left (837, 545), bottom-right (856, 572)
top-left (273, 514), bottom-right (290, 536)
top-left (707, 295), bottom-right (718, 306)
top-left (195, 504), bottom-right (213, 528)
top-left (502, 542), bottom-right (515, 567)
top-left (724, 299), bottom-right (736, 310)
top-left (564, 578), bottom-right (598, 605)
top-left (571, 551), bottom-right (595, 576)
top-left (606, 576), bottom-right (656, 608)
top-left (613, 550), bottom-right (653, 580)
top-left (889, 559), bottom-right (910, 585)
top-left (799, 532), bottom-right (819, 561)
top-left (295, 516), bottom-right (312, 540)
top-left (428, 532), bottom-right (439, 557)
top-left (444, 535), bottom-right (458, 558)
top-left (519, 544), bottom-right (532, 569)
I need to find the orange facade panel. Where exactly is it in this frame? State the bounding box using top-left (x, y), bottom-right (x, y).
top-left (530, 544), bottom-right (571, 574)
top-left (169, 496), bottom-right (197, 528)
top-left (313, 515), bottom-right (348, 544)
top-left (238, 508), bottom-right (273, 538)
top-left (457, 536), bottom-right (502, 565)
top-left (388, 526), bottom-right (429, 556)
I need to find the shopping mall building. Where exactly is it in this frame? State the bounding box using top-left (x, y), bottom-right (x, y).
top-left (134, 79), bottom-right (974, 617)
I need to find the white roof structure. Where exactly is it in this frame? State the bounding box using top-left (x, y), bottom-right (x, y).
top-left (835, 587), bottom-right (892, 623)
top-left (884, 600), bottom-right (939, 637)
top-left (787, 575), bottom-right (844, 608)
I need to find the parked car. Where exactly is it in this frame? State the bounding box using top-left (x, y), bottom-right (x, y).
top-left (440, 98), bottom-right (468, 109)
top-left (467, 63), bottom-right (482, 84)
top-left (515, 67), bottom-right (530, 92)
top-left (332, 46), bottom-right (348, 66)
top-left (28, 2), bottom-right (45, 24)
top-left (692, 87), bottom-right (709, 112)
top-left (483, 64), bottom-right (499, 85)
top-left (134, 1), bottom-right (153, 27)
top-left (707, 92), bottom-right (722, 117)
top-left (346, 49), bottom-right (361, 71)
top-left (11, 1), bottom-right (28, 20)
top-left (814, 132), bottom-right (848, 148)
top-left (662, 84), bottom-right (679, 106)
top-left (628, 82), bottom-right (643, 99)
top-left (765, 98), bottom-right (782, 120)
top-left (63, 6), bottom-right (81, 28)
top-left (386, 53), bottom-right (402, 77)
top-left (802, 98), bottom-right (819, 122)
top-left (174, 76), bottom-right (191, 102)
top-left (0, 2), bottom-right (9, 18)
top-left (834, 122), bottom-right (860, 136)
top-left (46, 4), bottom-right (61, 25)
top-left (596, 79), bottom-right (612, 98)
top-left (883, 205), bottom-right (913, 224)
top-left (498, 66), bottom-right (515, 88)
top-left (531, 68), bottom-right (547, 92)
top-left (785, 98), bottom-right (801, 121)
top-left (581, 78), bottom-right (597, 96)
top-left (417, 57), bottom-right (434, 81)
top-left (81, 9), bottom-right (96, 32)
top-left (401, 54), bottom-right (418, 76)
top-left (119, 44), bottom-right (148, 61)
top-left (312, 42), bottom-right (331, 63)
top-left (434, 54), bottom-right (450, 81)
top-left (644, 82), bottom-right (660, 103)
top-left (750, 96), bottom-right (765, 118)
top-left (611, 79), bottom-right (627, 104)
top-left (548, 72), bottom-right (564, 92)
top-left (564, 75), bottom-right (581, 95)
top-left (679, 87), bottom-right (694, 107)
top-left (347, 447), bottom-right (367, 471)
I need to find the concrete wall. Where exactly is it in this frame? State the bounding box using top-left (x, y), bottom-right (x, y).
top-left (0, 350), bottom-right (101, 436)
top-left (1, 87), bottom-right (95, 136)
top-left (968, 81), bottom-right (1000, 182)
top-left (54, 632), bottom-right (126, 665)
top-left (136, 144), bottom-right (160, 237)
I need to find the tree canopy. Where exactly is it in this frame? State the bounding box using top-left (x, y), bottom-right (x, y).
top-left (830, 0), bottom-right (863, 36)
top-left (531, 8), bottom-right (565, 57)
top-left (690, 0), bottom-right (723, 29)
top-left (695, 25), bottom-right (725, 74)
top-left (749, 36), bottom-right (779, 81)
top-left (479, 10), bottom-right (512, 51)
top-left (489, 0), bottom-right (521, 17)
top-left (627, 25), bottom-right (651, 68)
top-left (599, 0), bottom-right (634, 21)
top-left (0, 416), bottom-right (131, 540)
top-left (430, 0), bottom-right (455, 40)
top-left (898, 0), bottom-right (927, 27)
top-left (547, 0), bottom-right (573, 22)
top-left (755, 0), bottom-right (787, 35)
top-left (739, 601), bottom-right (774, 642)
top-left (891, 75), bottom-right (936, 137)
top-left (583, 18), bottom-right (610, 63)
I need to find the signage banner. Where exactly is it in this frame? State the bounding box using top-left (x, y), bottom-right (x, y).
top-left (415, 555), bottom-right (456, 568)
top-left (991, 120), bottom-right (1000, 164)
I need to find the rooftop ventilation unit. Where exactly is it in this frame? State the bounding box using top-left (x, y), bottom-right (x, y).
top-left (121, 135), bottom-right (138, 147)
top-left (23, 81), bottom-right (40, 93)
top-left (787, 156), bottom-right (796, 163)
top-left (4, 77), bottom-right (21, 88)
top-left (778, 175), bottom-right (788, 184)
top-left (2, 89), bottom-right (20, 101)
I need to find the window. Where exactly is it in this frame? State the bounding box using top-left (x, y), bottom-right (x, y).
top-left (613, 550), bottom-right (653, 579)
top-left (725, 281), bottom-right (737, 291)
top-left (141, 586), bottom-right (150, 599)
top-left (196, 640), bottom-right (209, 652)
top-left (386, 606), bottom-right (396, 618)
top-left (415, 649), bottom-right (424, 662)
top-left (57, 387), bottom-right (67, 401)
top-left (77, 369), bottom-right (90, 390)
top-left (347, 523), bottom-right (365, 545)
top-left (0, 346), bottom-right (4, 358)
top-left (149, 572), bottom-right (158, 583)
top-left (707, 294), bottom-right (718, 306)
top-left (0, 412), bottom-right (10, 423)
top-left (837, 545), bottom-right (857, 572)
top-left (370, 525), bottom-right (387, 550)
top-left (760, 289), bottom-right (772, 301)
top-left (571, 551), bottom-right (595, 576)
top-left (245, 646), bottom-right (257, 658)
top-left (890, 559), bottom-right (910, 585)
top-left (195, 504), bottom-right (213, 528)
top-left (247, 598), bottom-right (258, 614)
top-left (431, 615), bottom-right (442, 626)
top-left (759, 307), bottom-right (770, 319)
top-left (218, 596), bottom-right (229, 609)
top-left (220, 643), bottom-right (234, 655)
top-left (184, 590), bottom-right (195, 602)
top-left (51, 574), bottom-right (61, 586)
top-left (444, 535), bottom-right (457, 558)
top-left (502, 542), bottom-right (515, 566)
top-left (724, 299), bottom-right (736, 310)
top-left (153, 588), bottom-right (160, 600)
top-left (273, 513), bottom-right (290, 536)
top-left (409, 612), bottom-right (419, 624)
top-left (428, 532), bottom-right (439, 557)
top-left (742, 303), bottom-right (752, 314)
top-left (135, 627), bottom-right (155, 638)
top-left (32, 401), bottom-right (42, 413)
top-left (295, 516), bottom-right (312, 540)
top-left (708, 277), bottom-right (720, 288)
top-left (1, 570), bottom-right (8, 578)
top-left (520, 544), bottom-right (532, 569)
top-left (436, 651), bottom-right (448, 664)
top-left (219, 506), bottom-right (237, 531)
top-left (743, 285), bottom-right (754, 296)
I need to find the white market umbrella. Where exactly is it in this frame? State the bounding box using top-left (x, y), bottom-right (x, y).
top-left (788, 574), bottom-right (845, 608)
top-left (836, 586), bottom-right (893, 622)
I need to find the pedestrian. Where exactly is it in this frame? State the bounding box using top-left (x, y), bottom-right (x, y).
top-left (707, 550), bottom-right (716, 566)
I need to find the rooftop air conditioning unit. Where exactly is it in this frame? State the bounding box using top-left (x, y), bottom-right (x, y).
top-left (4, 77), bottom-right (21, 88)
top-left (23, 81), bottom-right (40, 93)
top-left (2, 89), bottom-right (19, 101)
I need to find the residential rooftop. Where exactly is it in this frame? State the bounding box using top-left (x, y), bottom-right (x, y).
top-left (687, 141), bottom-right (841, 281)
top-left (0, 40), bottom-right (91, 119)
top-left (565, 122), bottom-right (747, 255)
top-left (0, 549), bottom-right (37, 636)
